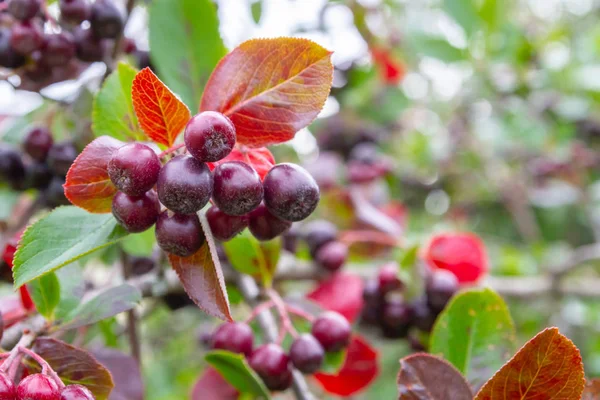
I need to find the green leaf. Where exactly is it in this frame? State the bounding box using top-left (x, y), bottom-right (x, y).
top-left (320, 349), bottom-right (347, 374)
top-left (444, 0), bottom-right (480, 37)
top-left (251, 0), bottom-right (262, 24)
top-left (120, 226), bottom-right (155, 257)
top-left (60, 284), bottom-right (142, 330)
top-left (429, 288), bottom-right (516, 388)
top-left (28, 272), bottom-right (60, 319)
top-left (205, 350), bottom-right (271, 399)
top-left (92, 62), bottom-right (143, 141)
top-left (149, 0), bottom-right (227, 110)
top-left (13, 206), bottom-right (128, 288)
top-left (410, 35), bottom-right (466, 62)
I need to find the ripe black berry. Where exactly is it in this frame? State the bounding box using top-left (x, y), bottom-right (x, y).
top-left (377, 263), bottom-right (403, 294)
top-left (380, 298), bottom-right (413, 339)
top-left (248, 344), bottom-right (292, 392)
top-left (211, 322), bottom-right (254, 357)
top-left (23, 126), bottom-right (53, 161)
top-left (289, 334), bottom-right (324, 374)
top-left (41, 33), bottom-right (76, 67)
top-left (44, 177), bottom-right (69, 207)
top-left (206, 206), bottom-right (248, 241)
top-left (248, 203), bottom-right (291, 241)
top-left (0, 371), bottom-right (16, 400)
top-left (108, 143), bottom-right (161, 197)
top-left (112, 190), bottom-right (160, 233)
top-left (315, 240), bottom-right (347, 272)
top-left (60, 384), bottom-right (94, 400)
top-left (184, 111), bottom-right (236, 162)
top-left (426, 269), bottom-right (459, 312)
top-left (360, 279), bottom-right (383, 325)
top-left (303, 220), bottom-right (338, 257)
top-left (59, 0), bottom-right (90, 24)
top-left (157, 155), bottom-right (212, 215)
top-left (0, 29), bottom-right (26, 68)
top-left (412, 297), bottom-right (436, 332)
top-left (155, 211), bottom-right (205, 257)
top-left (212, 161), bottom-right (263, 216)
top-left (17, 373), bottom-right (60, 400)
top-left (73, 28), bottom-right (106, 62)
top-left (8, 0), bottom-right (41, 21)
top-left (263, 163), bottom-right (320, 222)
top-left (90, 0), bottom-right (124, 39)
top-left (311, 311), bottom-right (351, 352)
top-left (47, 141), bottom-right (78, 177)
top-left (26, 161), bottom-right (53, 189)
top-left (129, 256), bottom-right (155, 276)
top-left (0, 146), bottom-right (26, 187)
top-left (10, 21), bottom-right (43, 55)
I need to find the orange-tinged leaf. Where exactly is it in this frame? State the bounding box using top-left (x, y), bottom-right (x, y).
top-left (200, 38), bottom-right (333, 148)
top-left (207, 147), bottom-right (275, 180)
top-left (64, 136), bottom-right (125, 213)
top-left (475, 327), bottom-right (585, 400)
top-left (168, 213), bottom-right (232, 321)
top-left (132, 67), bottom-right (191, 147)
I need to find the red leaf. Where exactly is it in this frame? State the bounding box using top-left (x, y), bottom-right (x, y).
top-left (474, 327), bottom-right (585, 400)
top-left (307, 272), bottom-right (364, 323)
top-left (64, 136), bottom-right (125, 213)
top-left (314, 335), bottom-right (379, 396)
top-left (207, 147), bottom-right (275, 180)
top-left (132, 68), bottom-right (191, 147)
top-left (191, 368), bottom-right (238, 400)
top-left (168, 213), bottom-right (232, 321)
top-left (397, 353), bottom-right (472, 400)
top-left (200, 38), bottom-right (333, 148)
top-left (422, 232), bottom-right (488, 284)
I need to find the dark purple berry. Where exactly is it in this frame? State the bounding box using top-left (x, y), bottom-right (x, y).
top-left (59, 0), bottom-right (90, 24)
top-left (10, 21), bottom-right (43, 55)
top-left (248, 203), bottom-right (291, 241)
top-left (112, 190), bottom-right (160, 233)
top-left (263, 163), bottom-right (320, 222)
top-left (412, 297), bottom-right (436, 332)
top-left (311, 311), bottom-right (351, 352)
top-left (0, 146), bottom-right (26, 187)
top-left (157, 155), bottom-right (212, 215)
top-left (206, 206), bottom-right (248, 241)
top-left (0, 371), bottom-right (16, 400)
top-left (8, 0), bottom-right (40, 21)
top-left (360, 279), bottom-right (383, 325)
top-left (212, 161), bottom-right (263, 216)
top-left (289, 334), bottom-right (324, 374)
top-left (211, 322), bottom-right (254, 357)
top-left (108, 143), bottom-right (161, 197)
top-left (377, 262), bottom-right (403, 294)
top-left (133, 50), bottom-right (152, 70)
top-left (315, 241), bottom-right (347, 272)
top-left (26, 161), bottom-right (53, 189)
top-left (41, 32), bottom-right (76, 67)
top-left (23, 126), bottom-right (53, 161)
top-left (248, 344), bottom-right (292, 392)
top-left (380, 298), bottom-right (413, 339)
top-left (184, 111), bottom-right (236, 162)
top-left (90, 0), bottom-right (124, 39)
top-left (282, 223), bottom-right (300, 254)
top-left (73, 28), bottom-right (107, 62)
top-left (47, 141), bottom-right (78, 177)
top-left (44, 177), bottom-right (69, 207)
top-left (60, 384), bottom-right (94, 400)
top-left (17, 373), bottom-right (60, 400)
top-left (426, 269), bottom-right (459, 312)
top-left (0, 29), bottom-right (26, 68)
top-left (303, 220), bottom-right (338, 257)
top-left (22, 62), bottom-right (52, 83)
top-left (129, 256), bottom-right (155, 276)
top-left (155, 211), bottom-right (205, 257)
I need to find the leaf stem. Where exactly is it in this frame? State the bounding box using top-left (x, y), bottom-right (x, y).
top-left (158, 143), bottom-right (186, 159)
top-left (267, 289), bottom-right (299, 341)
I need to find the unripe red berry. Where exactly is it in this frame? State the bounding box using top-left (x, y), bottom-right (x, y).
top-left (311, 311), bottom-right (351, 352)
top-left (60, 384), bottom-right (94, 400)
top-left (248, 344), bottom-right (292, 391)
top-left (184, 111), bottom-right (236, 162)
top-left (211, 322), bottom-right (254, 357)
top-left (17, 374), bottom-right (60, 400)
top-left (315, 241), bottom-right (347, 272)
top-left (0, 371), bottom-right (16, 400)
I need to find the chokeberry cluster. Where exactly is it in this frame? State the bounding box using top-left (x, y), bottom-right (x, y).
top-left (1, 0), bottom-right (124, 89)
top-left (0, 126), bottom-right (77, 208)
top-left (207, 311), bottom-right (351, 392)
top-left (299, 220), bottom-right (349, 273)
top-left (109, 111), bottom-right (320, 257)
top-left (361, 263), bottom-right (459, 340)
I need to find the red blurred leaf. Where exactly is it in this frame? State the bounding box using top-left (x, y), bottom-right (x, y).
top-left (583, 379), bottom-right (600, 400)
top-left (371, 47), bottom-right (406, 85)
top-left (200, 38), bottom-right (333, 148)
top-left (397, 353), bottom-right (472, 400)
top-left (168, 213), bottom-right (232, 321)
top-left (32, 338), bottom-right (114, 400)
top-left (191, 368), bottom-right (238, 400)
top-left (132, 67), bottom-right (191, 147)
top-left (314, 335), bottom-right (379, 396)
top-left (423, 232), bottom-right (488, 284)
top-left (1, 231), bottom-right (34, 312)
top-left (207, 147), bottom-right (275, 180)
top-left (307, 272), bottom-right (364, 323)
top-left (92, 348), bottom-right (144, 400)
top-left (64, 136), bottom-right (125, 213)
top-left (475, 327), bottom-right (585, 400)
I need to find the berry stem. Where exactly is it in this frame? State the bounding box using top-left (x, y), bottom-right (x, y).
top-left (18, 347), bottom-right (65, 389)
top-left (285, 305), bottom-right (315, 323)
top-left (158, 143), bottom-right (186, 159)
top-left (267, 289), bottom-right (299, 342)
top-left (338, 229), bottom-right (399, 247)
top-left (1, 330), bottom-right (36, 381)
top-left (244, 300), bottom-right (275, 324)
